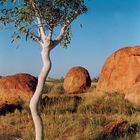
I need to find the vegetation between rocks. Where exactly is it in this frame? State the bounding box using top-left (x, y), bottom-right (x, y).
top-left (0, 81), bottom-right (140, 140)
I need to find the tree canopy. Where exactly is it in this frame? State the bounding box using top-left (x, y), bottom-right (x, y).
top-left (0, 0), bottom-right (87, 48)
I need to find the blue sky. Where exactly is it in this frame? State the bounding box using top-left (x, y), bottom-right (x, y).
top-left (0, 0), bottom-right (140, 78)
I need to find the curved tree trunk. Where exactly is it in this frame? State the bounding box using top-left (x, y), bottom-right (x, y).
top-left (30, 46), bottom-right (51, 140)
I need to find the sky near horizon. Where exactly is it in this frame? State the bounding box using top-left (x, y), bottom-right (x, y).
top-left (0, 0), bottom-right (140, 78)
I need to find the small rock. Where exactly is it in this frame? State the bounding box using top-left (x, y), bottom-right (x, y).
top-left (102, 119), bottom-right (130, 139)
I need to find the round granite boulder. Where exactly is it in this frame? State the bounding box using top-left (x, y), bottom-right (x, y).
top-left (0, 73), bottom-right (37, 115)
top-left (96, 46), bottom-right (140, 105)
top-left (64, 66), bottom-right (91, 94)
top-left (97, 46), bottom-right (140, 93)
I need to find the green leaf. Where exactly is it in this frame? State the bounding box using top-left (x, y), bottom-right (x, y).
top-left (61, 26), bottom-right (72, 48)
top-left (0, 0), bottom-right (87, 44)
top-left (19, 27), bottom-right (26, 33)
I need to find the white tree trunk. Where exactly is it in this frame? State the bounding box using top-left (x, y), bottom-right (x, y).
top-left (30, 46), bottom-right (51, 140)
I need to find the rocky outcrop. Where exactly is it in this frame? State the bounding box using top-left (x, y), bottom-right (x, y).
top-left (97, 46), bottom-right (140, 92)
top-left (0, 73), bottom-right (37, 115)
top-left (64, 66), bottom-right (91, 94)
top-left (97, 47), bottom-right (140, 89)
top-left (125, 82), bottom-right (140, 104)
top-left (102, 119), bottom-right (131, 139)
top-left (96, 46), bottom-right (140, 104)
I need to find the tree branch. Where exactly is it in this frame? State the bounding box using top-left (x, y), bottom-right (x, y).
top-left (31, 0), bottom-right (46, 41)
top-left (47, 17), bottom-right (54, 41)
top-left (51, 10), bottom-right (80, 49)
top-left (31, 33), bottom-right (43, 45)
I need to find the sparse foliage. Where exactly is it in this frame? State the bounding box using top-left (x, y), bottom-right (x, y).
top-left (0, 0), bottom-right (87, 48)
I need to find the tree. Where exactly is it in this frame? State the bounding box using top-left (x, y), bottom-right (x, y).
top-left (0, 0), bottom-right (87, 140)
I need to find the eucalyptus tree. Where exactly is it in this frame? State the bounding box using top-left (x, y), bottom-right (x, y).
top-left (0, 0), bottom-right (87, 140)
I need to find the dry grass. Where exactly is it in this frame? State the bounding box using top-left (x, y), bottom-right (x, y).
top-left (0, 81), bottom-right (140, 140)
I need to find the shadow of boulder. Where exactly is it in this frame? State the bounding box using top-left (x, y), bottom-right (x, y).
top-left (0, 103), bottom-right (22, 115)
